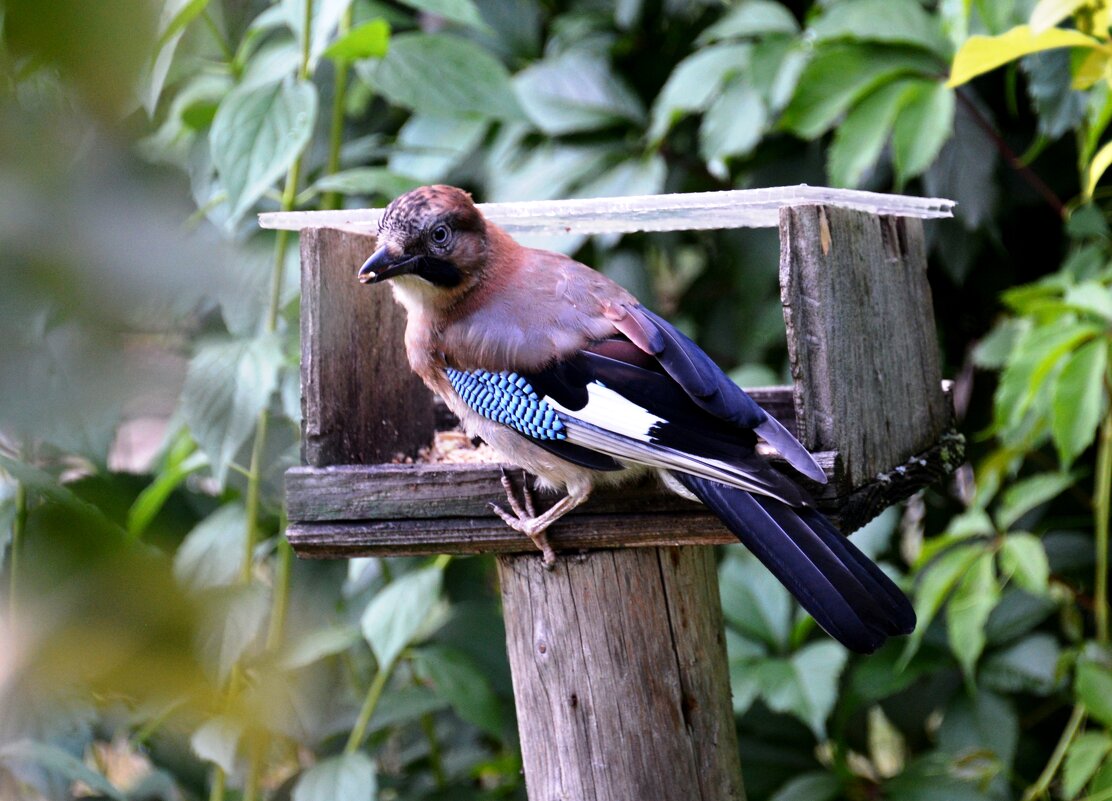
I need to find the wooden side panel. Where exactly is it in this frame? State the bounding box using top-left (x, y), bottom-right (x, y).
top-left (497, 547), bottom-right (744, 801)
top-left (779, 207), bottom-right (948, 486)
top-left (299, 227), bottom-right (435, 466)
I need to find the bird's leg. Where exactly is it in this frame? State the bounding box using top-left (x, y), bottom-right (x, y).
top-left (490, 468), bottom-right (590, 569)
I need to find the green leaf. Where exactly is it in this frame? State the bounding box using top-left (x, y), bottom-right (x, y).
top-left (128, 450), bottom-right (208, 538)
top-left (367, 686), bottom-right (451, 732)
top-left (892, 81), bottom-right (955, 184)
top-left (995, 471), bottom-right (1076, 530)
top-left (412, 644), bottom-right (504, 738)
top-left (697, 0), bottom-right (799, 44)
top-left (946, 550), bottom-right (1000, 678)
top-left (972, 318), bottom-right (1029, 369)
top-left (366, 32), bottom-right (523, 120)
top-left (754, 641), bottom-right (848, 737)
top-left (310, 168), bottom-right (421, 197)
top-left (998, 532), bottom-right (1050, 594)
top-left (719, 549), bottom-right (793, 651)
top-left (173, 504), bottom-right (248, 593)
top-left (388, 114), bottom-right (488, 182)
top-left (1077, 646), bottom-right (1112, 727)
top-left (190, 717), bottom-right (243, 775)
top-left (292, 753), bottom-right (376, 801)
top-left (981, 633), bottom-right (1062, 695)
top-left (283, 0), bottom-right (355, 70)
top-left (197, 582), bottom-right (271, 681)
top-left (1030, 0), bottom-right (1090, 33)
top-left (0, 455), bottom-right (123, 539)
top-left (780, 44), bottom-right (939, 139)
top-left (948, 24), bottom-right (1101, 87)
top-left (1064, 732), bottom-right (1112, 800)
top-left (1087, 139), bottom-right (1112, 199)
top-left (903, 541), bottom-right (986, 663)
top-left (362, 565), bottom-right (444, 669)
top-left (937, 690), bottom-right (1019, 773)
top-left (396, 0), bottom-right (489, 31)
top-left (322, 18), bottom-right (390, 60)
top-left (699, 78), bottom-right (768, 171)
top-left (209, 77), bottom-right (318, 225)
top-left (279, 625), bottom-right (360, 670)
top-left (1064, 281), bottom-right (1112, 322)
top-left (810, 0), bottom-right (952, 56)
top-left (768, 772), bottom-right (842, 801)
top-left (514, 50), bottom-right (645, 136)
top-left (179, 334), bottom-right (285, 487)
top-left (828, 79), bottom-right (916, 188)
top-left (648, 43), bottom-right (751, 143)
top-left (0, 740), bottom-right (124, 800)
top-left (984, 589), bottom-right (1057, 645)
top-left (1052, 338), bottom-right (1109, 466)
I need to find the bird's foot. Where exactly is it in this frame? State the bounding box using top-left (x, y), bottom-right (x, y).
top-left (490, 468), bottom-right (557, 569)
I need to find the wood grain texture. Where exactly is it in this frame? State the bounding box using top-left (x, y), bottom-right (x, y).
top-left (780, 207), bottom-right (949, 485)
top-left (300, 227), bottom-right (436, 466)
top-left (497, 547), bottom-right (744, 801)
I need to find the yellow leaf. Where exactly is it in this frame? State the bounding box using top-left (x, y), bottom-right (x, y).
top-left (1073, 47), bottom-right (1110, 88)
top-left (1086, 139), bottom-right (1112, 198)
top-left (1030, 0), bottom-right (1088, 33)
top-left (947, 24), bottom-right (1102, 87)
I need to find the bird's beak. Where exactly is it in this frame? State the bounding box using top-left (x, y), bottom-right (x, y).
top-left (358, 247), bottom-right (412, 284)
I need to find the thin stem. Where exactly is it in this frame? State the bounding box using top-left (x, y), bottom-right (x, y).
top-left (9, 482), bottom-right (25, 618)
top-left (1095, 407), bottom-right (1112, 644)
top-left (420, 713), bottom-right (446, 788)
top-left (202, 10), bottom-right (234, 63)
top-left (266, 537), bottom-right (293, 650)
top-left (298, 0), bottom-right (312, 82)
top-left (1022, 705), bottom-right (1086, 801)
top-left (242, 734), bottom-right (265, 801)
top-left (241, 410), bottom-right (269, 584)
top-left (208, 765), bottom-right (226, 801)
top-left (344, 665), bottom-right (391, 755)
top-left (322, 6), bottom-right (353, 211)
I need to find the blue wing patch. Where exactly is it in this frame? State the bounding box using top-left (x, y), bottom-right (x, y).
top-left (446, 368), bottom-right (567, 441)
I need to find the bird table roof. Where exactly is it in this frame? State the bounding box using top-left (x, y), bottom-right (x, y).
top-left (258, 185), bottom-right (955, 236)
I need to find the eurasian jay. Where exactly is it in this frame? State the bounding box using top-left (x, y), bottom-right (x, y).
top-left (358, 184), bottom-right (915, 653)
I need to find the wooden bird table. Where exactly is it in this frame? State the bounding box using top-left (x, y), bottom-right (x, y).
top-left (262, 187), bottom-right (964, 801)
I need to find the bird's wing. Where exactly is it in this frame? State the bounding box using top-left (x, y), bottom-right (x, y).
top-left (607, 303), bottom-right (826, 484)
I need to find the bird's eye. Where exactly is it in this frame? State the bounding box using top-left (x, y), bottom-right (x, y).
top-left (430, 224), bottom-right (451, 245)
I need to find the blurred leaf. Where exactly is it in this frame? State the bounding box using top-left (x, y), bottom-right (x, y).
top-left (981, 633), bottom-right (1062, 695)
top-left (210, 76), bottom-right (318, 225)
top-left (173, 504), bottom-right (247, 593)
top-left (514, 50), bottom-right (645, 136)
top-left (197, 582), bottom-right (271, 681)
top-left (767, 772), bottom-right (841, 801)
top-left (396, 0), bottom-right (489, 31)
top-left (781, 45), bottom-right (938, 139)
top-left (279, 625), bottom-right (360, 670)
top-left (648, 43), bottom-right (751, 143)
top-left (904, 541), bottom-right (986, 662)
top-left (885, 752), bottom-right (997, 801)
top-left (0, 740), bottom-right (123, 800)
top-left (1021, 50), bottom-right (1087, 139)
top-left (368, 686), bottom-right (451, 732)
top-left (938, 691), bottom-right (1018, 776)
top-left (240, 37), bottom-right (303, 90)
top-left (751, 38), bottom-right (809, 113)
top-left (984, 588), bottom-right (1057, 644)
top-left (366, 32), bottom-right (524, 120)
top-left (1087, 139), bottom-right (1112, 200)
top-left (190, 717), bottom-right (243, 775)
top-left (697, 1), bottom-right (799, 44)
top-left (810, 0), bottom-right (951, 56)
top-left (128, 450), bottom-right (208, 539)
top-left (754, 641), bottom-right (848, 738)
top-left (283, 0), bottom-right (354, 70)
top-left (1077, 646), bottom-right (1112, 727)
top-left (412, 644), bottom-right (504, 738)
top-left (998, 532), bottom-right (1050, 594)
top-left (0, 455), bottom-right (123, 539)
top-left (972, 318), bottom-right (1028, 369)
top-left (1064, 732), bottom-right (1112, 800)
top-left (388, 114), bottom-right (488, 182)
top-left (323, 18), bottom-right (391, 60)
top-left (362, 565), bottom-right (444, 669)
top-left (892, 81), bottom-right (955, 184)
top-left (1051, 338), bottom-right (1108, 466)
top-left (292, 753), bottom-right (376, 801)
top-left (828, 79), bottom-right (915, 188)
top-left (1064, 281), bottom-right (1112, 321)
top-left (995, 471), bottom-right (1076, 530)
top-left (947, 25), bottom-right (1100, 88)
top-left (720, 549), bottom-right (793, 651)
top-left (1030, 0), bottom-right (1089, 32)
top-left (923, 95), bottom-right (998, 237)
top-left (180, 334), bottom-right (285, 487)
top-left (946, 550), bottom-right (1000, 678)
top-left (700, 79), bottom-right (767, 171)
top-left (310, 168), bottom-right (421, 197)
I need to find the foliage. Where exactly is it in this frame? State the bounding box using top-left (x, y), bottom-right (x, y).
top-left (1, 0), bottom-right (1111, 799)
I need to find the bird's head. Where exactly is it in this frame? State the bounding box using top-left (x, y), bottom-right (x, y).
top-left (358, 185), bottom-right (488, 302)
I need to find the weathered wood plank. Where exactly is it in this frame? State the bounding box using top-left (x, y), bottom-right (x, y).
top-left (780, 207), bottom-right (949, 485)
top-left (300, 227), bottom-right (435, 466)
top-left (497, 547), bottom-right (744, 801)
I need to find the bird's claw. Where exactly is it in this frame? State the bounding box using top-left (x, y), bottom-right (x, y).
top-left (491, 469), bottom-right (556, 568)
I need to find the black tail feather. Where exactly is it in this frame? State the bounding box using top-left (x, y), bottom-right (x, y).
top-left (673, 472), bottom-right (916, 653)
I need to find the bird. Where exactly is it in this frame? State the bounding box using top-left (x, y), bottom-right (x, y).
top-left (357, 184), bottom-right (916, 653)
